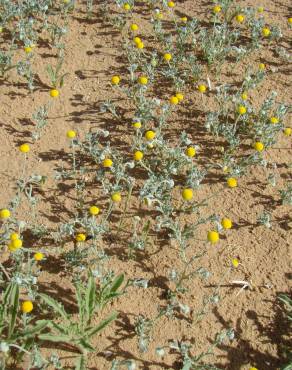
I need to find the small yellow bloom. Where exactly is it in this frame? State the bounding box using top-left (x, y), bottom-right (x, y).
top-left (132, 121), bottom-right (142, 129)
top-left (175, 92), bottom-right (184, 102)
top-left (262, 27), bottom-right (270, 37)
top-left (24, 46), bottom-right (33, 54)
top-left (288, 18), bottom-right (292, 24)
top-left (138, 76), bottom-right (148, 85)
top-left (76, 233), bottom-right (86, 242)
top-left (111, 75), bottom-right (120, 85)
top-left (136, 41), bottom-right (144, 49)
top-left (227, 177), bottom-right (237, 188)
top-left (163, 53), bottom-right (172, 61)
top-left (207, 231), bottom-right (219, 244)
top-left (156, 13), bottom-right (163, 20)
top-left (167, 1), bottom-right (175, 8)
top-left (169, 96), bottom-right (179, 105)
top-left (123, 3), bottom-right (131, 11)
top-left (10, 233), bottom-right (19, 241)
top-left (270, 116), bottom-right (279, 124)
top-left (185, 147), bottom-right (196, 158)
top-left (249, 368), bottom-right (259, 370)
top-left (257, 7), bottom-right (264, 13)
top-left (134, 37), bottom-right (141, 44)
top-left (283, 127), bottom-right (291, 136)
top-left (241, 92), bottom-right (248, 100)
top-left (89, 206), bottom-right (100, 215)
top-left (22, 301), bottom-right (33, 314)
top-left (259, 63), bottom-right (266, 70)
top-left (182, 188), bottom-right (193, 201)
top-left (19, 143), bottom-right (30, 153)
top-left (133, 150), bottom-right (143, 161)
top-left (232, 258), bottom-right (239, 268)
top-left (130, 24), bottom-right (138, 31)
top-left (181, 16), bottom-right (188, 23)
top-left (223, 166), bottom-right (229, 173)
top-left (66, 130), bottom-right (76, 139)
top-left (213, 5), bottom-right (221, 13)
top-left (111, 192), bottom-right (121, 202)
top-left (237, 105), bottom-right (246, 115)
top-left (221, 218), bottom-right (232, 229)
top-left (235, 14), bottom-right (245, 23)
top-left (198, 84), bottom-right (207, 93)
top-left (253, 141), bottom-right (264, 152)
top-left (34, 252), bottom-right (44, 261)
top-left (50, 89), bottom-right (59, 98)
top-left (145, 130), bottom-right (156, 141)
top-left (12, 239), bottom-right (22, 249)
top-left (103, 158), bottom-right (113, 168)
top-left (0, 209), bottom-right (11, 219)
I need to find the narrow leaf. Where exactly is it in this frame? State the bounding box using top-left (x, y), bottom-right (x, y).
top-left (85, 312), bottom-right (117, 338)
top-left (39, 293), bottom-right (69, 321)
top-left (8, 283), bottom-right (19, 338)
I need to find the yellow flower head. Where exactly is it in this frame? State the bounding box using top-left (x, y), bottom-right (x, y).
top-left (111, 75), bottom-right (120, 85)
top-left (249, 368), bottom-right (259, 370)
top-left (182, 188), bottom-right (193, 201)
top-left (167, 1), bottom-right (175, 8)
top-left (145, 130), bottom-right (156, 141)
top-left (213, 5), bottom-right (221, 13)
top-left (76, 233), bottom-right (86, 242)
top-left (163, 53), bottom-right (172, 61)
top-left (136, 41), bottom-right (144, 49)
top-left (288, 18), bottom-right (292, 24)
top-left (175, 92), bottom-right (184, 102)
top-left (253, 141), bottom-right (264, 152)
top-left (111, 192), bottom-right (122, 203)
top-left (241, 92), bottom-right (248, 100)
top-left (138, 76), bottom-right (148, 85)
top-left (227, 177), bottom-right (237, 188)
top-left (198, 84), bottom-right (207, 93)
top-left (232, 258), bottom-right (239, 268)
top-left (50, 89), bottom-right (59, 98)
top-left (237, 105), bottom-right (246, 115)
top-left (207, 230), bottom-right (219, 244)
top-left (134, 150), bottom-right (143, 161)
top-left (132, 121), bottom-right (142, 129)
top-left (19, 144), bottom-right (30, 153)
top-left (134, 37), bottom-right (141, 44)
top-left (262, 27), bottom-right (270, 37)
top-left (103, 158), bottom-right (113, 168)
top-left (22, 301), bottom-right (33, 314)
top-left (24, 46), bottom-right (33, 54)
top-left (259, 63), bottom-right (266, 70)
top-left (130, 23), bottom-right (138, 31)
top-left (181, 16), bottom-right (188, 23)
top-left (169, 96), bottom-right (179, 105)
top-left (10, 232), bottom-right (19, 241)
top-left (236, 14), bottom-right (245, 23)
top-left (185, 147), bottom-right (196, 158)
top-left (0, 209), bottom-right (11, 219)
top-left (270, 116), bottom-right (279, 124)
top-left (89, 206), bottom-right (100, 215)
top-left (66, 130), bottom-right (76, 139)
top-left (221, 218), bottom-right (232, 229)
top-left (123, 3), bottom-right (131, 11)
top-left (283, 127), bottom-right (291, 136)
top-left (34, 252), bottom-right (44, 261)
top-left (11, 239), bottom-right (22, 249)
top-left (257, 7), bottom-right (264, 13)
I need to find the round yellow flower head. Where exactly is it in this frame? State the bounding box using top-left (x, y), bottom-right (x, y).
top-left (50, 89), bottom-right (59, 98)
top-left (134, 150), bottom-right (143, 161)
top-left (207, 230), bottom-right (219, 244)
top-left (134, 37), bottom-right (141, 44)
top-left (76, 233), bottom-right (86, 242)
top-left (181, 16), bottom-right (188, 23)
top-left (136, 41), bottom-right (144, 49)
top-left (34, 252), bottom-right (44, 261)
top-left (237, 105), bottom-right (246, 115)
top-left (111, 192), bottom-right (122, 203)
top-left (241, 92), bottom-right (248, 100)
top-left (24, 46), bottom-right (33, 54)
top-left (111, 75), bottom-right (120, 85)
top-left (227, 177), bottom-right (238, 188)
top-left (259, 63), bottom-right (265, 70)
top-left (19, 143), bottom-right (30, 153)
top-left (66, 130), bottom-right (76, 139)
top-left (132, 121), bottom-right (142, 129)
top-left (262, 27), bottom-right (270, 37)
top-left (163, 53), bottom-right (172, 61)
top-left (123, 3), bottom-right (131, 11)
top-left (257, 6), bottom-right (264, 13)
top-left (103, 158), bottom-right (113, 168)
top-left (185, 147), bottom-right (196, 157)
top-left (89, 206), bottom-right (100, 215)
top-left (182, 188), bottom-right (193, 201)
top-left (138, 76), bottom-right (148, 85)
top-left (22, 301), bottom-right (33, 314)
top-left (236, 14), bottom-right (245, 23)
top-left (145, 130), bottom-right (156, 141)
top-left (175, 92), bottom-right (184, 102)
top-left (198, 84), bottom-right (207, 93)
top-left (169, 96), bottom-right (179, 105)
top-left (130, 24), bottom-right (138, 31)
top-left (10, 232), bottom-right (19, 241)
top-left (167, 1), bottom-right (175, 8)
top-left (283, 127), bottom-right (291, 136)
top-left (0, 209), bottom-right (11, 219)
top-left (288, 18), bottom-right (292, 24)
top-left (249, 368), bottom-right (259, 370)
top-left (232, 258), bottom-right (239, 268)
top-left (270, 116), bottom-right (279, 124)
top-left (11, 239), bottom-right (22, 249)
top-left (253, 141), bottom-right (264, 152)
top-left (213, 5), bottom-right (221, 13)
top-left (221, 218), bottom-right (232, 229)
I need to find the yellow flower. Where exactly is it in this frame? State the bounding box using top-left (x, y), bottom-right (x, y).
top-left (10, 232), bottom-right (19, 241)
top-left (232, 258), bottom-right (239, 268)
top-left (163, 53), bottom-right (172, 61)
top-left (89, 206), bottom-right (100, 215)
top-left (76, 233), bottom-right (86, 242)
top-left (134, 150), bottom-right (143, 161)
top-left (24, 46), bottom-right (33, 53)
top-left (175, 92), bottom-right (184, 102)
top-left (22, 301), bottom-right (33, 314)
top-left (111, 75), bottom-right (120, 85)
top-left (111, 192), bottom-right (121, 202)
top-left (249, 368), bottom-right (259, 370)
top-left (156, 12), bottom-right (163, 20)
top-left (103, 158), bottom-right (113, 168)
top-left (198, 84), bottom-right (207, 93)
top-left (241, 92), bottom-right (248, 100)
top-left (235, 14), bottom-right (245, 23)
top-left (66, 130), bottom-right (76, 139)
top-left (0, 209), bottom-right (11, 219)
top-left (221, 218), bottom-right (232, 229)
top-left (138, 76), bottom-right (148, 85)
top-left (123, 3), bottom-right (131, 11)
top-left (167, 1), bottom-right (175, 8)
top-left (136, 41), bottom-right (144, 49)
top-left (50, 89), bottom-right (59, 98)
top-left (12, 239), bottom-right (22, 249)
top-left (132, 121), bottom-right (142, 129)
top-left (257, 7), bottom-right (264, 13)
top-left (259, 63), bottom-right (265, 70)
top-left (185, 147), bottom-right (196, 157)
top-left (34, 252), bottom-right (44, 261)
top-left (134, 37), bottom-right (141, 44)
top-left (181, 16), bottom-right (188, 23)
top-left (288, 18), bottom-right (292, 24)
top-left (227, 177), bottom-right (237, 188)
top-left (213, 5), bottom-right (221, 13)
top-left (169, 96), bottom-right (179, 105)
top-left (182, 188), bottom-right (193, 201)
top-left (253, 141), bottom-right (264, 152)
top-left (283, 127), bottom-right (291, 136)
top-left (223, 166), bottom-right (229, 173)
top-left (145, 130), bottom-right (156, 141)
top-left (262, 27), bottom-right (270, 37)
top-left (130, 24), bottom-right (138, 31)
top-left (19, 143), bottom-right (30, 153)
top-left (270, 116), bottom-right (279, 124)
top-left (207, 231), bottom-right (219, 244)
top-left (237, 105), bottom-right (246, 115)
